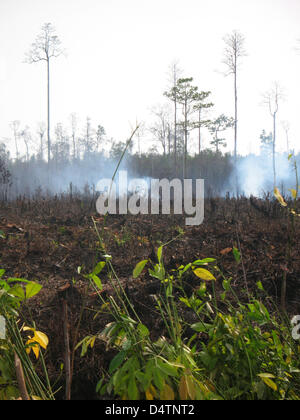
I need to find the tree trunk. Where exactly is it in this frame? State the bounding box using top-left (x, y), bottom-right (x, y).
top-left (72, 134), bottom-right (76, 160)
top-left (47, 58), bottom-right (51, 164)
top-left (184, 107), bottom-right (188, 179)
top-left (174, 98), bottom-right (177, 169)
top-left (198, 108), bottom-right (202, 154)
top-left (273, 113), bottom-right (277, 188)
top-left (234, 55), bottom-right (238, 197)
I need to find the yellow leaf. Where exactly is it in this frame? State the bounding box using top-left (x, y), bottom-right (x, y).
top-left (34, 331), bottom-right (49, 350)
top-left (25, 328), bottom-right (49, 359)
top-left (145, 388), bottom-right (154, 400)
top-left (289, 189), bottom-right (298, 199)
top-left (160, 383), bottom-right (175, 400)
top-left (23, 326), bottom-right (34, 332)
top-left (258, 373), bottom-right (277, 391)
top-left (262, 377), bottom-right (278, 392)
top-left (26, 338), bottom-right (40, 359)
top-left (274, 188), bottom-right (287, 207)
top-left (258, 373), bottom-right (275, 378)
top-left (186, 375), bottom-right (196, 400)
top-left (193, 268), bottom-right (216, 281)
top-left (179, 376), bottom-right (188, 400)
top-left (87, 336), bottom-right (96, 349)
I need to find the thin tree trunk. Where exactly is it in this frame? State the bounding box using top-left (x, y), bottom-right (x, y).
top-left (47, 59), bottom-right (51, 164)
top-left (234, 60), bottom-right (238, 197)
top-left (183, 101), bottom-right (188, 179)
top-left (273, 113), bottom-right (277, 188)
top-left (40, 134), bottom-right (44, 160)
top-left (234, 67), bottom-right (237, 163)
top-left (198, 108), bottom-right (201, 154)
top-left (174, 98), bottom-right (177, 169)
top-left (72, 134), bottom-right (76, 160)
top-left (14, 134), bottom-right (19, 160)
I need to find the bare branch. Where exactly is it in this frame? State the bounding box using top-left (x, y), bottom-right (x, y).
top-left (222, 30), bottom-right (247, 74)
top-left (25, 23), bottom-right (63, 64)
top-left (262, 81), bottom-right (285, 116)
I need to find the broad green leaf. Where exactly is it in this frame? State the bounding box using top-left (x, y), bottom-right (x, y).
top-left (93, 261), bottom-right (106, 275)
top-left (232, 247), bottom-right (241, 264)
top-left (193, 268), bottom-right (216, 281)
top-left (157, 359), bottom-right (178, 377)
top-left (222, 279), bottom-right (230, 291)
top-left (109, 351), bottom-right (126, 374)
top-left (180, 263), bottom-right (191, 274)
top-left (128, 376), bottom-right (139, 400)
top-left (9, 285), bottom-right (25, 300)
top-left (135, 371), bottom-right (148, 391)
top-left (157, 246), bottom-right (163, 263)
top-left (192, 258), bottom-right (216, 266)
top-left (137, 323), bottom-right (149, 338)
top-left (256, 281), bottom-right (264, 291)
top-left (133, 260), bottom-right (148, 279)
top-left (191, 322), bottom-right (209, 333)
top-left (153, 367), bottom-right (164, 391)
top-left (91, 274), bottom-right (102, 290)
top-left (197, 281), bottom-right (207, 296)
top-left (149, 264), bottom-right (165, 281)
top-left (25, 282), bottom-right (42, 299)
top-left (7, 277), bottom-right (29, 284)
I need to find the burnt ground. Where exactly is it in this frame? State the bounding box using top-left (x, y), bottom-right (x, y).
top-left (0, 195), bottom-right (300, 399)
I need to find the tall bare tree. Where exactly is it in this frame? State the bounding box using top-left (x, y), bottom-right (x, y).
top-left (80, 116), bottom-right (96, 157)
top-left (222, 30), bottom-right (246, 193)
top-left (37, 122), bottom-right (46, 160)
top-left (149, 105), bottom-right (172, 156)
top-left (69, 113), bottom-right (78, 159)
top-left (25, 23), bottom-right (63, 164)
top-left (165, 61), bottom-right (182, 169)
top-left (20, 126), bottom-right (32, 162)
top-left (10, 120), bottom-right (20, 160)
top-left (262, 82), bottom-right (285, 187)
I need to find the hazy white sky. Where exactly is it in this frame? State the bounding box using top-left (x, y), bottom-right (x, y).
top-left (0, 0), bottom-right (300, 156)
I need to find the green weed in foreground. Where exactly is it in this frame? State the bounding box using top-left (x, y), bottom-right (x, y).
top-left (78, 243), bottom-right (300, 401)
top-left (0, 270), bottom-right (54, 400)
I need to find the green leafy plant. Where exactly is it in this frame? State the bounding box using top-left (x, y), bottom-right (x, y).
top-left (77, 241), bottom-right (300, 400)
top-left (0, 270), bottom-right (54, 400)
top-left (75, 126), bottom-right (300, 400)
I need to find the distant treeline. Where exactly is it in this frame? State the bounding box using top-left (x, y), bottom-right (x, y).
top-left (0, 141), bottom-right (298, 200)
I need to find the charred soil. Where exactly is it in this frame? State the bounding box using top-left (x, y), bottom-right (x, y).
top-left (0, 195), bottom-right (299, 399)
